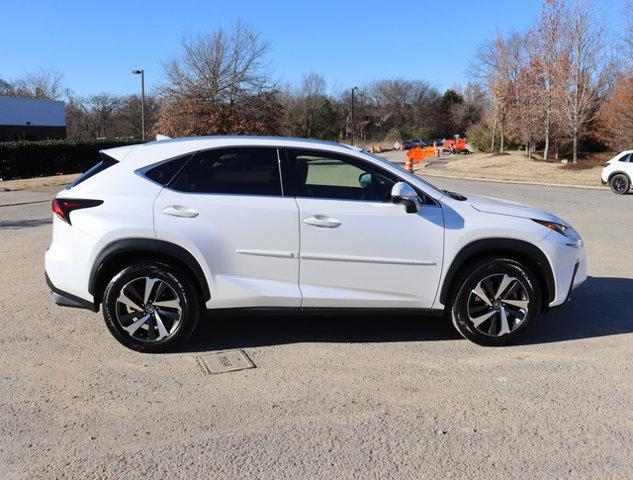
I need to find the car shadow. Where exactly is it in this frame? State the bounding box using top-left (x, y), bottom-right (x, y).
top-left (179, 276), bottom-right (633, 352)
top-left (520, 276), bottom-right (633, 345)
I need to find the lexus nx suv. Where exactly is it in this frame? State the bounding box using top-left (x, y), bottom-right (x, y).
top-left (45, 136), bottom-right (586, 351)
top-left (601, 150), bottom-right (633, 194)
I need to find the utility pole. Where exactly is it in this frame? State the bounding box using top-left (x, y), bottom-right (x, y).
top-left (351, 86), bottom-right (358, 146)
top-left (131, 69), bottom-right (145, 141)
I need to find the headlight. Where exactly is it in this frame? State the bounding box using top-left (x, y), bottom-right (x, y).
top-left (533, 219), bottom-right (568, 237)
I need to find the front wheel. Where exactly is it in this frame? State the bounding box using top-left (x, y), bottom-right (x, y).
top-left (102, 261), bottom-right (201, 352)
top-left (610, 174), bottom-right (630, 195)
top-left (449, 258), bottom-right (541, 346)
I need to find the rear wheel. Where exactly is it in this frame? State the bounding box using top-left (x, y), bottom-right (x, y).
top-left (610, 174), bottom-right (630, 195)
top-left (449, 258), bottom-right (541, 346)
top-left (102, 261), bottom-right (200, 352)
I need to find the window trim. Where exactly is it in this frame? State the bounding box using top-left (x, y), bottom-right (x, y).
top-left (281, 147), bottom-right (438, 206)
top-left (164, 146), bottom-right (285, 198)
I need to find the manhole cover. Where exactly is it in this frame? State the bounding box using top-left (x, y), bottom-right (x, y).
top-left (196, 350), bottom-right (255, 375)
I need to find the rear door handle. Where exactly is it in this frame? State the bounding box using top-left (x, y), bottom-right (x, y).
top-left (162, 205), bottom-right (199, 218)
top-left (303, 215), bottom-right (341, 228)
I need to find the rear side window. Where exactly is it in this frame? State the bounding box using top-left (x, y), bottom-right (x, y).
top-left (170, 147), bottom-right (282, 196)
top-left (66, 154), bottom-right (118, 190)
top-left (143, 154), bottom-right (192, 186)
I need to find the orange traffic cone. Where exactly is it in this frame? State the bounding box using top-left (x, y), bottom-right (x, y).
top-left (405, 157), bottom-right (413, 173)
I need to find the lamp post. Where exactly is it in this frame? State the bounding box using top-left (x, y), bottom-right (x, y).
top-left (351, 86), bottom-right (358, 146)
top-left (131, 69), bottom-right (145, 141)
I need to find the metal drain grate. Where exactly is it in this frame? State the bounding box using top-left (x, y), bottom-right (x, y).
top-left (196, 349), bottom-right (255, 375)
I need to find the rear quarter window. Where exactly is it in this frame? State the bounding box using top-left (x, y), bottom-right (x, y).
top-left (142, 154), bottom-right (192, 186)
top-left (66, 154), bottom-right (118, 190)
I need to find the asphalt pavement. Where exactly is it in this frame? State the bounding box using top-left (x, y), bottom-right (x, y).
top-left (1, 178), bottom-right (632, 479)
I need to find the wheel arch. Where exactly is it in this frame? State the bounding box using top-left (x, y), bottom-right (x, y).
top-left (89, 238), bottom-right (211, 304)
top-left (439, 238), bottom-right (555, 310)
top-left (608, 170), bottom-right (631, 183)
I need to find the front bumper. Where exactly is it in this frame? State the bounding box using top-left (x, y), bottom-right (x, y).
top-left (537, 230), bottom-right (587, 308)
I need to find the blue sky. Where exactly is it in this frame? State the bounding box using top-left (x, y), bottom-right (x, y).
top-left (1, 0), bottom-right (628, 96)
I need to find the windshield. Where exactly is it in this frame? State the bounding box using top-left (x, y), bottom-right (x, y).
top-left (361, 150), bottom-right (445, 197)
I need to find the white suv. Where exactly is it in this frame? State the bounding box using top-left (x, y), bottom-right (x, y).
top-left (45, 136), bottom-right (587, 351)
top-left (601, 150), bottom-right (633, 194)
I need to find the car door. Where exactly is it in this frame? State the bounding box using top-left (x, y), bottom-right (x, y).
top-left (285, 148), bottom-right (444, 309)
top-left (153, 146), bottom-right (301, 309)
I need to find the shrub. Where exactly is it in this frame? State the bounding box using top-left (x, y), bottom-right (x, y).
top-left (0, 138), bottom-right (139, 180)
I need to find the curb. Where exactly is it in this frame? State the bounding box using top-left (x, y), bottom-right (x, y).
top-left (415, 168), bottom-right (607, 191)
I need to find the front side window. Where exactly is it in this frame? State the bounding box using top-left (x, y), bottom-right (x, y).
top-left (170, 147), bottom-right (282, 196)
top-left (619, 153), bottom-right (632, 162)
top-left (286, 149), bottom-right (397, 202)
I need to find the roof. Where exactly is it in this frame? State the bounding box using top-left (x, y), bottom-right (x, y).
top-left (146, 135), bottom-right (359, 150)
top-left (103, 135), bottom-right (362, 162)
top-left (0, 96), bottom-right (66, 127)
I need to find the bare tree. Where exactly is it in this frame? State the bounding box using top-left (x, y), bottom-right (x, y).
top-left (12, 69), bottom-right (64, 100)
top-left (162, 21), bottom-right (271, 103)
top-left (625, 1), bottom-right (633, 66)
top-left (534, 0), bottom-right (565, 160)
top-left (474, 32), bottom-right (525, 152)
top-left (555, 0), bottom-right (606, 163)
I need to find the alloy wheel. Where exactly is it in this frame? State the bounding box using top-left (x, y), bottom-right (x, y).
top-left (612, 176), bottom-right (628, 194)
top-left (115, 276), bottom-right (182, 343)
top-left (467, 273), bottom-right (529, 337)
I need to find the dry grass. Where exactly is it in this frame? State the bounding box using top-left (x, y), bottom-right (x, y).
top-left (0, 174), bottom-right (79, 191)
top-left (433, 151), bottom-right (605, 188)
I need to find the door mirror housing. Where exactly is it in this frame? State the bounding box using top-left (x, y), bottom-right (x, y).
top-left (391, 182), bottom-right (421, 213)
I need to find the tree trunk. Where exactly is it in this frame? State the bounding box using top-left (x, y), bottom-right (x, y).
top-left (490, 118), bottom-right (497, 152)
top-left (499, 110), bottom-right (506, 153)
top-left (543, 114), bottom-right (550, 161)
top-left (572, 129), bottom-right (578, 163)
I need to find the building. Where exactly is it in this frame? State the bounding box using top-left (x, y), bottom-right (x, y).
top-left (0, 96), bottom-right (66, 141)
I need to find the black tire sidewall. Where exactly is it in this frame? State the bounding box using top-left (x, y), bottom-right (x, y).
top-left (450, 258), bottom-right (541, 346)
top-left (610, 174), bottom-right (630, 195)
top-left (102, 262), bottom-right (200, 352)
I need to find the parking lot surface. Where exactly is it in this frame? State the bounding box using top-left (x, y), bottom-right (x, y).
top-left (1, 178), bottom-right (632, 479)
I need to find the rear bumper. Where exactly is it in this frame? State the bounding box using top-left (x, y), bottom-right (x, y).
top-left (45, 273), bottom-right (98, 312)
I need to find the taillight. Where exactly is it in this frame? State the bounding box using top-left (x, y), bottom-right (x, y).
top-left (51, 198), bottom-right (103, 224)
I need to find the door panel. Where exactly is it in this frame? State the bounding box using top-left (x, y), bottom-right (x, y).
top-left (154, 190), bottom-right (301, 308)
top-left (153, 146), bottom-right (301, 309)
top-left (297, 199), bottom-right (444, 308)
top-left (284, 147), bottom-right (444, 309)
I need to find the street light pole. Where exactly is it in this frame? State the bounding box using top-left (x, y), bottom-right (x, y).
top-left (351, 86), bottom-right (358, 146)
top-left (131, 69), bottom-right (145, 141)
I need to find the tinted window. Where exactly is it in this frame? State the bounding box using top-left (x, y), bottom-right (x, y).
top-left (66, 154), bottom-right (118, 190)
top-left (287, 149), bottom-right (397, 202)
top-left (619, 153), bottom-right (631, 162)
top-left (144, 154), bottom-right (191, 186)
top-left (171, 147), bottom-right (282, 196)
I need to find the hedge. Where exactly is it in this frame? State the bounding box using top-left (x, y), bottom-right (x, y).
top-left (0, 138), bottom-right (140, 180)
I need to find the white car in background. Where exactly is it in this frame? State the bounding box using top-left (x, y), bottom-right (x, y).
top-left (45, 136), bottom-right (587, 352)
top-left (602, 150), bottom-right (633, 194)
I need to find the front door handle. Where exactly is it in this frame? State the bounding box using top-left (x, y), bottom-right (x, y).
top-left (303, 215), bottom-right (341, 228)
top-left (162, 205), bottom-right (199, 218)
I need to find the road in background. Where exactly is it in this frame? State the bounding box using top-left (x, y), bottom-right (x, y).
top-left (1, 178), bottom-right (632, 479)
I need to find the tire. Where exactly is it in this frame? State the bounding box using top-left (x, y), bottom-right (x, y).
top-left (449, 258), bottom-right (541, 346)
top-left (102, 261), bottom-right (201, 352)
top-left (610, 173), bottom-right (630, 195)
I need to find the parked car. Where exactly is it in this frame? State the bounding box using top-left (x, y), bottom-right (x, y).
top-left (601, 150), bottom-right (633, 194)
top-left (401, 139), bottom-right (421, 150)
top-left (45, 136), bottom-right (586, 352)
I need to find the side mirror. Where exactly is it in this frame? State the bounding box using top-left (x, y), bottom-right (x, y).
top-left (391, 182), bottom-right (421, 213)
top-left (359, 172), bottom-right (372, 188)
